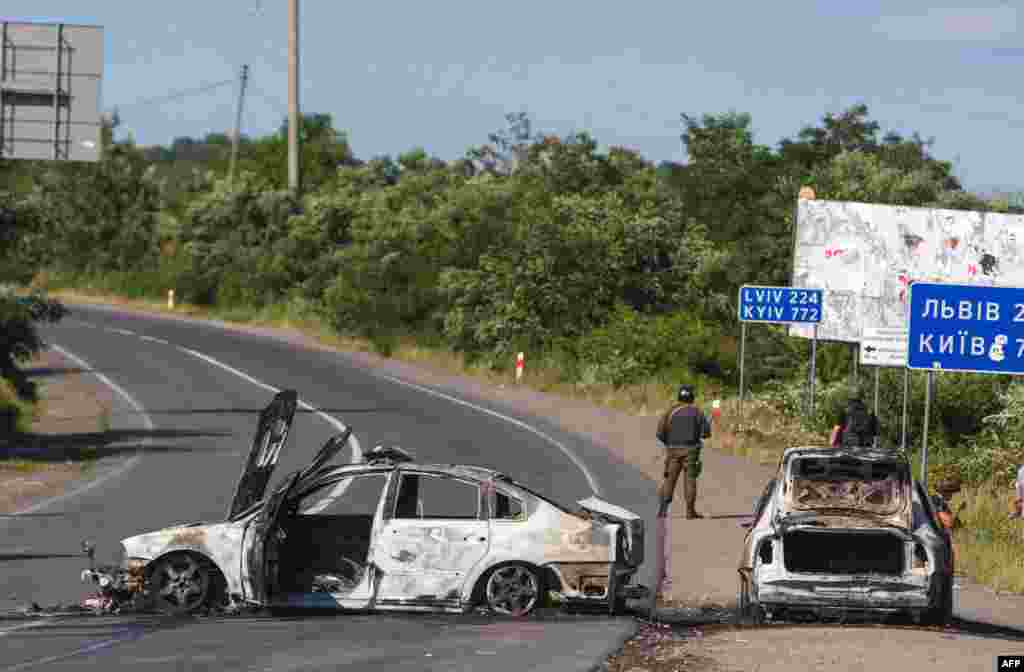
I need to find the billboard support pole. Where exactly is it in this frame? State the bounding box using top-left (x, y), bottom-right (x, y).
top-left (850, 343), bottom-right (859, 391)
top-left (921, 370), bottom-right (934, 489)
top-left (808, 324), bottom-right (818, 419)
top-left (53, 23), bottom-right (64, 160)
top-left (873, 366), bottom-right (880, 448)
top-left (900, 367), bottom-right (910, 454)
top-left (738, 322), bottom-right (747, 429)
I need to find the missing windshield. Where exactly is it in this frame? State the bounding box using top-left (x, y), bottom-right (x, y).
top-left (788, 456), bottom-right (906, 515)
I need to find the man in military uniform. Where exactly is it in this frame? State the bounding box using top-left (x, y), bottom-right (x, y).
top-left (656, 385), bottom-right (712, 519)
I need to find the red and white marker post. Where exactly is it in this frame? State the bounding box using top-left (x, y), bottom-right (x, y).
top-left (515, 352), bottom-right (524, 383)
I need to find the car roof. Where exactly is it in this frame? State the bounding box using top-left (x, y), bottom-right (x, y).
top-left (314, 461), bottom-right (508, 483)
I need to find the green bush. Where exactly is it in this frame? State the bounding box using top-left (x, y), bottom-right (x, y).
top-left (564, 303), bottom-right (734, 388)
top-left (958, 382), bottom-right (1024, 487)
top-left (761, 367), bottom-right (1006, 455)
top-left (0, 376), bottom-right (34, 434)
top-left (0, 289), bottom-right (67, 402)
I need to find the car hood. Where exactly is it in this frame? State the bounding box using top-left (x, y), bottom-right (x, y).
top-left (225, 390), bottom-right (299, 520)
top-left (121, 520), bottom-right (246, 561)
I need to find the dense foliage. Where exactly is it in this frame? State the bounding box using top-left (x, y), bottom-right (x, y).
top-left (2, 104), bottom-right (1021, 481)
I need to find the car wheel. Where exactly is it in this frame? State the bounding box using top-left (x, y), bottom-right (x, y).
top-left (482, 563), bottom-right (541, 617)
top-left (149, 552), bottom-right (215, 615)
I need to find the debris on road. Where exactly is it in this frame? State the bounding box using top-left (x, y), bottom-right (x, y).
top-left (597, 620), bottom-right (718, 672)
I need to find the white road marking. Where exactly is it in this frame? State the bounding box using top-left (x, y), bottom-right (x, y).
top-left (175, 347), bottom-right (362, 464)
top-left (375, 373), bottom-right (602, 497)
top-left (107, 328), bottom-right (136, 337)
top-left (10, 345), bottom-right (153, 515)
top-left (0, 620), bottom-right (49, 637)
top-left (138, 335), bottom-right (169, 345)
top-left (66, 317), bottom-right (595, 499)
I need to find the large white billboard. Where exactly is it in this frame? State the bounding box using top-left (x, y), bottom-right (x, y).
top-left (789, 199), bottom-right (1024, 343)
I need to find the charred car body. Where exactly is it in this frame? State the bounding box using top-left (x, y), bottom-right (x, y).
top-left (738, 446), bottom-right (953, 624)
top-left (82, 390), bottom-right (647, 616)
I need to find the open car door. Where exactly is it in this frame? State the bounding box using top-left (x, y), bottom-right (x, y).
top-left (296, 427), bottom-right (354, 483)
top-left (226, 390), bottom-right (299, 520)
top-left (241, 427), bottom-right (356, 605)
top-left (242, 471), bottom-right (302, 604)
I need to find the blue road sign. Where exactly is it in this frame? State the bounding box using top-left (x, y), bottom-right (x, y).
top-left (908, 282), bottom-right (1024, 374)
top-left (738, 285), bottom-right (823, 324)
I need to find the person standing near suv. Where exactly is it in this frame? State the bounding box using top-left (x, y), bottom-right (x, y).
top-left (656, 385), bottom-right (712, 519)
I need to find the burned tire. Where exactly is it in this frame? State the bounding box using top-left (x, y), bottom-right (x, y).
top-left (922, 577), bottom-right (953, 627)
top-left (149, 552), bottom-right (219, 616)
top-left (480, 563), bottom-right (541, 617)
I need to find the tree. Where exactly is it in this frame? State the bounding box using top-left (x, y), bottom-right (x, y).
top-left (466, 111), bottom-right (542, 175)
top-left (240, 113), bottom-right (358, 191)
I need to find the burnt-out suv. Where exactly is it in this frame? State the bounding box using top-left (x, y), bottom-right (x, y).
top-left (738, 446), bottom-right (954, 624)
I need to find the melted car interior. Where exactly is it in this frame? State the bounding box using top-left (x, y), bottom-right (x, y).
top-left (276, 473), bottom-right (388, 593)
top-left (783, 456), bottom-right (909, 576)
top-left (788, 456), bottom-right (907, 514)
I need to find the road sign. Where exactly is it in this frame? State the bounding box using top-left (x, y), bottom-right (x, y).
top-left (859, 326), bottom-right (908, 367)
top-left (738, 285), bottom-right (823, 324)
top-left (907, 282), bottom-right (1024, 374)
top-left (1, 20), bottom-right (104, 162)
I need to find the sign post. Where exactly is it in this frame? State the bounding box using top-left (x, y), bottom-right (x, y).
top-left (809, 324), bottom-right (818, 418)
top-left (907, 282), bottom-right (1024, 489)
top-left (738, 285), bottom-right (824, 426)
top-left (859, 326), bottom-right (909, 450)
top-left (900, 367), bottom-right (910, 453)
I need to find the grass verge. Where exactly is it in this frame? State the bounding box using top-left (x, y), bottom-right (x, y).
top-left (1, 349), bottom-right (107, 513)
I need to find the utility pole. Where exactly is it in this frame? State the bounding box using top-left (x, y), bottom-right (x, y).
top-left (288, 0), bottom-right (301, 193)
top-left (229, 63), bottom-right (250, 186)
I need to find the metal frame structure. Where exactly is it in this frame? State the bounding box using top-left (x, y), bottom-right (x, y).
top-left (0, 20), bottom-right (101, 162)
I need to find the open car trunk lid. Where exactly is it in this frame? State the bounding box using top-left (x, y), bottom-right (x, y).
top-left (226, 390), bottom-right (299, 520)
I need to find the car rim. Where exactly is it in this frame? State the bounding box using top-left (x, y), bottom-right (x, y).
top-left (485, 565), bottom-right (539, 616)
top-left (154, 555), bottom-right (210, 613)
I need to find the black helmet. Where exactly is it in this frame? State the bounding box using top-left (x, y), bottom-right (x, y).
top-left (677, 385), bottom-right (695, 403)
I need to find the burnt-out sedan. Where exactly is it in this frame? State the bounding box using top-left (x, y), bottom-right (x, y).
top-left (737, 446), bottom-right (953, 625)
top-left (82, 390), bottom-right (647, 616)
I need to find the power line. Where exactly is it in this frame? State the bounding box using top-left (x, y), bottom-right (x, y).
top-left (248, 82), bottom-right (288, 116)
top-left (112, 79), bottom-right (236, 109)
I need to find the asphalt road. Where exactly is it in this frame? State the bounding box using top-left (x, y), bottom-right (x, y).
top-left (0, 304), bottom-right (656, 671)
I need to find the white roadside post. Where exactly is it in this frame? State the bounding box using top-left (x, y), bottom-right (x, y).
top-left (515, 352), bottom-right (524, 383)
top-left (167, 289), bottom-right (175, 310)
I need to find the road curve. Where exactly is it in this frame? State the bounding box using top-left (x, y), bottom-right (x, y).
top-left (1, 303), bottom-right (656, 671)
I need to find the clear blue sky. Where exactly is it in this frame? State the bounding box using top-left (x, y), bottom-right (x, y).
top-left (7, 2), bottom-right (1023, 193)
